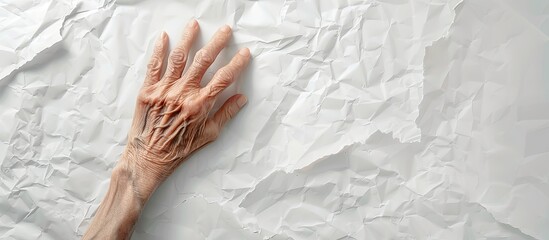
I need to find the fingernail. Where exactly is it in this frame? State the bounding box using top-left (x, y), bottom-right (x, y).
top-left (220, 25), bottom-right (231, 33)
top-left (160, 31), bottom-right (167, 38)
top-left (189, 19), bottom-right (198, 28)
top-left (238, 48), bottom-right (250, 57)
top-left (237, 95), bottom-right (247, 108)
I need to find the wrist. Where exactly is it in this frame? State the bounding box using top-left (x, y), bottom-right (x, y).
top-left (83, 162), bottom-right (144, 239)
top-left (116, 155), bottom-right (164, 204)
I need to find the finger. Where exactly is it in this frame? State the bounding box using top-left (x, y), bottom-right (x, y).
top-left (164, 19), bottom-right (199, 81)
top-left (184, 25), bottom-right (232, 87)
top-left (144, 32), bottom-right (169, 87)
top-left (203, 48), bottom-right (250, 98)
top-left (210, 94), bottom-right (247, 130)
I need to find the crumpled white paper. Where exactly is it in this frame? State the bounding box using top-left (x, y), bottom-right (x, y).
top-left (0, 0), bottom-right (548, 239)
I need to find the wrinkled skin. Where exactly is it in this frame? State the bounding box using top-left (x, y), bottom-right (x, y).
top-left (83, 20), bottom-right (250, 239)
top-left (124, 20), bottom-right (250, 197)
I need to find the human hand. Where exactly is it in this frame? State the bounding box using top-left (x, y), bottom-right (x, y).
top-left (121, 19), bottom-right (250, 200)
top-left (83, 20), bottom-right (250, 239)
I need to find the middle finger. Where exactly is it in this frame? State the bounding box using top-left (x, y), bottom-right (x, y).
top-left (164, 19), bottom-right (200, 81)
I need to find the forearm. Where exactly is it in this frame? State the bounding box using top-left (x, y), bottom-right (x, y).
top-left (83, 159), bottom-right (157, 240)
top-left (82, 20), bottom-right (249, 239)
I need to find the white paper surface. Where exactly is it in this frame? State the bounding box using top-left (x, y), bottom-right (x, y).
top-left (1, 0), bottom-right (548, 239)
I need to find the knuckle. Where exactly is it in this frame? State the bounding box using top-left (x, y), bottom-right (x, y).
top-left (137, 91), bottom-right (149, 102)
top-left (207, 84), bottom-right (224, 98)
top-left (183, 77), bottom-right (201, 89)
top-left (185, 70), bottom-right (202, 84)
top-left (195, 50), bottom-right (214, 67)
top-left (217, 67), bottom-right (234, 82)
top-left (137, 86), bottom-right (155, 102)
top-left (207, 68), bottom-right (234, 96)
top-left (208, 129), bottom-right (220, 141)
top-left (187, 100), bottom-right (205, 115)
top-left (169, 47), bottom-right (187, 66)
top-left (147, 58), bottom-right (162, 76)
top-left (224, 106), bottom-right (236, 120)
top-left (164, 91), bottom-right (179, 102)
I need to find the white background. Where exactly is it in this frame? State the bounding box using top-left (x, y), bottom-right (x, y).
top-left (0, 0), bottom-right (548, 239)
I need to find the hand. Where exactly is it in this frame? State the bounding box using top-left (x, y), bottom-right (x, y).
top-left (122, 19), bottom-right (250, 200)
top-left (83, 20), bottom-right (250, 240)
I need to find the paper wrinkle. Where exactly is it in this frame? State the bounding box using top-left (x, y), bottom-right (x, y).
top-left (1, 0), bottom-right (548, 239)
top-left (0, 1), bottom-right (70, 81)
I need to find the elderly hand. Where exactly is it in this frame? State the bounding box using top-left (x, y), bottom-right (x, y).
top-left (123, 19), bottom-right (250, 199)
top-left (83, 20), bottom-right (250, 240)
